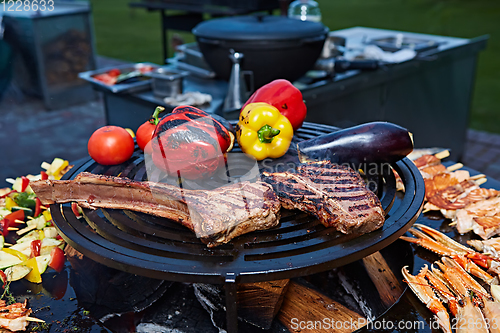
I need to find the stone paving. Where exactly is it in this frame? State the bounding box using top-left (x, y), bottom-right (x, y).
top-left (463, 129), bottom-right (500, 181)
top-left (1, 56), bottom-right (500, 189)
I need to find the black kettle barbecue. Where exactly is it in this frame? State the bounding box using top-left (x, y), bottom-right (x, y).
top-left (192, 14), bottom-right (329, 89)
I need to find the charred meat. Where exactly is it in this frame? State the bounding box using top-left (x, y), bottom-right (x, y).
top-left (30, 172), bottom-right (281, 247)
top-left (262, 161), bottom-right (385, 234)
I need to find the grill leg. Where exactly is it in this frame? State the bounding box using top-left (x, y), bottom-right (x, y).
top-left (225, 273), bottom-right (238, 333)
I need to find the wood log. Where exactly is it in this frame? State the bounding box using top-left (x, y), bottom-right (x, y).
top-left (194, 279), bottom-right (290, 330)
top-left (361, 251), bottom-right (404, 308)
top-left (237, 279), bottom-right (290, 328)
top-left (278, 281), bottom-right (365, 333)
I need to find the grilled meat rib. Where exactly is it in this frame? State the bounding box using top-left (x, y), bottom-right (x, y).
top-left (30, 172), bottom-right (281, 247)
top-left (262, 161), bottom-right (385, 234)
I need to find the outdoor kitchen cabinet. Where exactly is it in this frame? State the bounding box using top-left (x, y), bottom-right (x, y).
top-left (1, 2), bottom-right (97, 110)
top-left (301, 27), bottom-right (488, 161)
top-left (96, 27), bottom-right (487, 163)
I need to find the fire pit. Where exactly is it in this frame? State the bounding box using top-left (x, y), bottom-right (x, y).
top-left (50, 122), bottom-right (424, 332)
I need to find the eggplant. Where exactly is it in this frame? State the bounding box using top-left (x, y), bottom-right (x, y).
top-left (297, 122), bottom-right (413, 165)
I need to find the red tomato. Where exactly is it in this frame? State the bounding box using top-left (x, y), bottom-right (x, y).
top-left (107, 68), bottom-right (121, 77)
top-left (48, 247), bottom-right (65, 273)
top-left (136, 121), bottom-right (156, 151)
top-left (88, 126), bottom-right (135, 165)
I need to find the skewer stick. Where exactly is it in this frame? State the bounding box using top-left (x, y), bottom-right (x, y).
top-left (435, 150), bottom-right (450, 160)
top-left (449, 221), bottom-right (457, 226)
top-left (26, 317), bottom-right (45, 323)
top-left (3, 243), bottom-right (13, 247)
top-left (422, 208), bottom-right (431, 214)
top-left (14, 219), bottom-right (25, 224)
top-left (475, 178), bottom-right (488, 186)
top-left (16, 224), bottom-right (37, 235)
top-left (447, 163), bottom-right (463, 172)
top-left (40, 206), bottom-right (48, 210)
top-left (7, 227), bottom-right (19, 231)
top-left (470, 174), bottom-right (487, 181)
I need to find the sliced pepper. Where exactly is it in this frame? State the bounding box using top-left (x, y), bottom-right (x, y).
top-left (0, 190), bottom-right (16, 199)
top-left (43, 210), bottom-right (52, 224)
top-left (5, 197), bottom-right (16, 211)
top-left (34, 197), bottom-right (43, 217)
top-left (235, 102), bottom-right (294, 161)
top-left (13, 192), bottom-right (36, 210)
top-left (30, 240), bottom-right (42, 258)
top-left (3, 248), bottom-right (28, 261)
top-left (0, 219), bottom-right (9, 237)
top-left (0, 270), bottom-right (6, 288)
top-left (20, 176), bottom-right (30, 192)
top-left (51, 158), bottom-right (69, 179)
top-left (22, 257), bottom-right (42, 283)
top-left (2, 210), bottom-right (25, 227)
top-left (48, 247), bottom-right (65, 273)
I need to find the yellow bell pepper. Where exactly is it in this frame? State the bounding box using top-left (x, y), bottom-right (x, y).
top-left (236, 102), bottom-right (294, 160)
top-left (5, 197), bottom-right (16, 211)
top-left (3, 248), bottom-right (28, 261)
top-left (22, 257), bottom-right (41, 283)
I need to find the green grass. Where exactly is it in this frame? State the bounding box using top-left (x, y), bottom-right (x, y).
top-left (90, 0), bottom-right (500, 133)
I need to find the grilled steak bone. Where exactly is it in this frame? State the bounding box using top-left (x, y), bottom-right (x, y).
top-left (262, 161), bottom-right (385, 234)
top-left (30, 172), bottom-right (281, 247)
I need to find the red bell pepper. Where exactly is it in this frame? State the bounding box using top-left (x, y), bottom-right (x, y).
top-left (151, 105), bottom-right (235, 180)
top-left (0, 190), bottom-right (16, 199)
top-left (20, 176), bottom-right (30, 192)
top-left (3, 209), bottom-right (25, 227)
top-left (242, 79), bottom-right (307, 131)
top-left (34, 197), bottom-right (43, 217)
top-left (48, 247), bottom-right (65, 273)
top-left (41, 171), bottom-right (49, 180)
top-left (0, 271), bottom-right (7, 288)
top-left (0, 219), bottom-right (9, 237)
top-left (71, 202), bottom-right (81, 218)
top-left (30, 240), bottom-right (42, 258)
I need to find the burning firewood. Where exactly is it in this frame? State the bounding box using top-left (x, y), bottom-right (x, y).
top-left (277, 281), bottom-right (365, 333)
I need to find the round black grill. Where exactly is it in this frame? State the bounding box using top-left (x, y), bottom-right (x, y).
top-left (51, 122), bottom-right (424, 285)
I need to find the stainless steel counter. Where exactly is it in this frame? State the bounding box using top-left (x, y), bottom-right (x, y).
top-left (96, 26), bottom-right (487, 161)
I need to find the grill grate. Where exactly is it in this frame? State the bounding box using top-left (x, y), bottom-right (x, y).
top-left (51, 121), bottom-right (424, 332)
top-left (52, 122), bottom-right (424, 285)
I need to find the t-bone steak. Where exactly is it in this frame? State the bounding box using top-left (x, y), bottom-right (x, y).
top-left (262, 161), bottom-right (385, 234)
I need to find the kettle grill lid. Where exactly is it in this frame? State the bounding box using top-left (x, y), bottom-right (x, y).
top-left (192, 15), bottom-right (328, 41)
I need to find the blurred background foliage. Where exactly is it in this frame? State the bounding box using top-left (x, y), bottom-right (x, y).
top-left (90, 0), bottom-right (499, 133)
